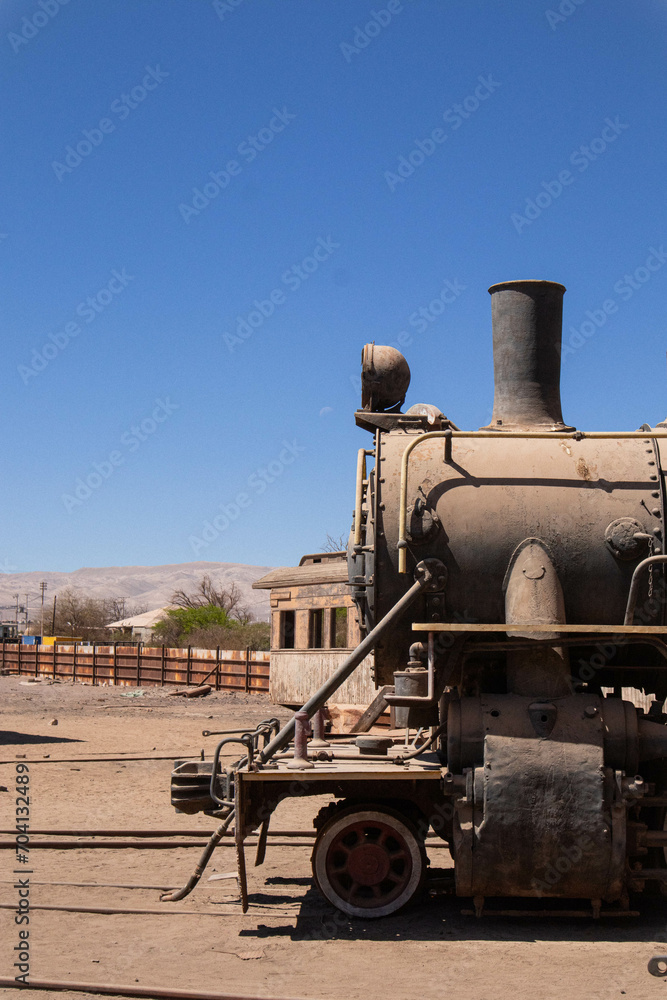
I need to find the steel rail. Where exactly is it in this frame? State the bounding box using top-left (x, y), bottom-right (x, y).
top-left (0, 838), bottom-right (312, 850)
top-left (0, 878), bottom-right (182, 890)
top-left (0, 975), bottom-right (309, 999)
top-left (0, 828), bottom-right (316, 837)
top-left (0, 753), bottom-right (212, 765)
top-left (398, 428), bottom-right (667, 573)
top-left (0, 903), bottom-right (295, 918)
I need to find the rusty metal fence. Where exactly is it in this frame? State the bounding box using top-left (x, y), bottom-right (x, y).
top-left (0, 641), bottom-right (270, 692)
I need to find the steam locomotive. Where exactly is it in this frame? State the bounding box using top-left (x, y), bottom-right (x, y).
top-left (169, 280), bottom-right (667, 918)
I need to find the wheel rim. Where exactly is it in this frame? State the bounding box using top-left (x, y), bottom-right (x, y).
top-left (313, 808), bottom-right (425, 918)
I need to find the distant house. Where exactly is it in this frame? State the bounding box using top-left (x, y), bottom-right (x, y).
top-left (105, 607), bottom-right (171, 643)
top-left (252, 553), bottom-right (374, 706)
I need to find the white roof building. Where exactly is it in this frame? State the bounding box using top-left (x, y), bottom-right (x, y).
top-left (105, 607), bottom-right (172, 641)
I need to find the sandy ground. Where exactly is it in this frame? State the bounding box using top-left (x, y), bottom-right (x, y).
top-left (1, 674), bottom-right (667, 1000)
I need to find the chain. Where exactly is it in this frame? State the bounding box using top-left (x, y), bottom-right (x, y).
top-left (649, 536), bottom-right (655, 598)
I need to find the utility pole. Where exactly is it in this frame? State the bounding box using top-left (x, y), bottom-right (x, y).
top-left (24, 593), bottom-right (29, 631)
top-left (13, 593), bottom-right (19, 625)
top-left (39, 581), bottom-right (47, 638)
top-left (51, 595), bottom-right (57, 634)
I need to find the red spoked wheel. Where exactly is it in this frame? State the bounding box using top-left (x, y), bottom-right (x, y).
top-left (312, 805), bottom-right (426, 918)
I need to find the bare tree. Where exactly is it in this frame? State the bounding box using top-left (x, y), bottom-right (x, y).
top-left (321, 533), bottom-right (347, 553)
top-left (170, 576), bottom-right (252, 623)
top-left (26, 589), bottom-right (147, 641)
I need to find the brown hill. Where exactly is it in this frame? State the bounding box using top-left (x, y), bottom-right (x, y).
top-left (0, 561), bottom-right (275, 624)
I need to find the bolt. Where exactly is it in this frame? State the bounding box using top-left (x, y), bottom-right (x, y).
top-left (584, 705), bottom-right (598, 718)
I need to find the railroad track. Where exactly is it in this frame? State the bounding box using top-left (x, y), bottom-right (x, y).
top-left (0, 977), bottom-right (310, 999)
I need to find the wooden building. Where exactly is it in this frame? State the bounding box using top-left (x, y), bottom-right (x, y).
top-left (252, 553), bottom-right (374, 706)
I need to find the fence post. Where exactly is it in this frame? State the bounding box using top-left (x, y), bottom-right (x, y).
top-left (52, 642), bottom-right (56, 680)
top-left (161, 644), bottom-right (166, 686)
top-left (73, 642), bottom-right (77, 683)
top-left (92, 643), bottom-right (97, 686)
top-left (186, 646), bottom-right (192, 687)
top-left (137, 642), bottom-right (142, 686)
top-left (215, 646), bottom-right (220, 691)
top-left (245, 646), bottom-right (251, 692)
top-left (35, 641), bottom-right (39, 678)
top-left (112, 642), bottom-right (118, 686)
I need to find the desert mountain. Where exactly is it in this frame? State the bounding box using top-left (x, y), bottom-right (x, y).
top-left (0, 561), bottom-right (275, 624)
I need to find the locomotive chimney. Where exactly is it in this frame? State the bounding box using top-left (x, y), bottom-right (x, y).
top-left (482, 280), bottom-right (574, 431)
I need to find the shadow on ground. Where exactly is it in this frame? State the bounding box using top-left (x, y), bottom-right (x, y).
top-left (239, 878), bottom-right (667, 945)
top-left (0, 730), bottom-right (84, 745)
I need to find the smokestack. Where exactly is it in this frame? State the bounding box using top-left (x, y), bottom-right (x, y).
top-left (482, 280), bottom-right (574, 431)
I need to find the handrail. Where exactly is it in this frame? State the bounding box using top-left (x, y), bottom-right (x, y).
top-left (353, 448), bottom-right (374, 548)
top-left (624, 555), bottom-right (667, 625)
top-left (398, 428), bottom-right (667, 573)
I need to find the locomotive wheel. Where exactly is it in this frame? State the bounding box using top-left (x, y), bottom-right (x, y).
top-left (312, 804), bottom-right (426, 918)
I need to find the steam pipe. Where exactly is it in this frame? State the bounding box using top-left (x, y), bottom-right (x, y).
top-left (160, 809), bottom-right (235, 902)
top-left (397, 429), bottom-right (667, 573)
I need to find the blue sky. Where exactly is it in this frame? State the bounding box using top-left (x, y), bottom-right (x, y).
top-left (2, 0), bottom-right (667, 574)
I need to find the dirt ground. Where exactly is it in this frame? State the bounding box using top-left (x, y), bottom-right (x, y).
top-left (1, 674), bottom-right (667, 1000)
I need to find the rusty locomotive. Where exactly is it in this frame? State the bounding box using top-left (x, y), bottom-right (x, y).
top-left (168, 279), bottom-right (667, 918)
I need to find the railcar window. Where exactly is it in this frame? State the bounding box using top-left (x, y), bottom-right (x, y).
top-left (334, 608), bottom-right (348, 648)
top-left (280, 610), bottom-right (295, 649)
top-left (309, 609), bottom-right (324, 649)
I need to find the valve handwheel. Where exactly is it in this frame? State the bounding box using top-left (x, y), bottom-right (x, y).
top-left (312, 805), bottom-right (426, 918)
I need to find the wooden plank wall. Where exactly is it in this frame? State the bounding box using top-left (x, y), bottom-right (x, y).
top-left (0, 642), bottom-right (270, 692)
